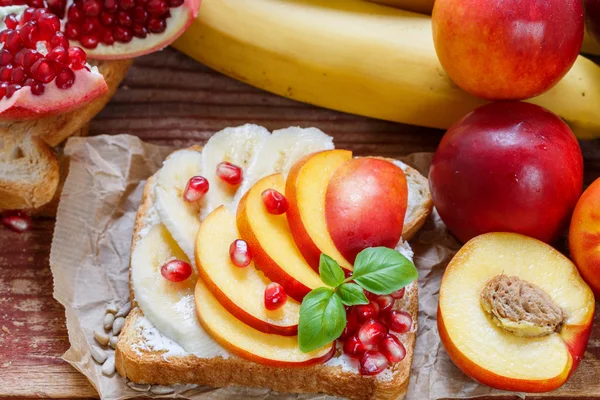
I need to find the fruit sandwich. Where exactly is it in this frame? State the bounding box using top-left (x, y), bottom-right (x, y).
top-left (114, 124), bottom-right (433, 400)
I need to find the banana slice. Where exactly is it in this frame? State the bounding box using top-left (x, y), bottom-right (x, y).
top-left (201, 124), bottom-right (270, 217)
top-left (154, 148), bottom-right (203, 265)
top-left (131, 223), bottom-right (227, 356)
top-left (233, 127), bottom-right (334, 206)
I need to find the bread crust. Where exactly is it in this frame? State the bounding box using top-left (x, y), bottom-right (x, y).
top-left (116, 147), bottom-right (428, 400)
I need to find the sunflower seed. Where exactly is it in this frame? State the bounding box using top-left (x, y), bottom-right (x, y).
top-left (112, 317), bottom-right (125, 336)
top-left (106, 302), bottom-right (118, 314)
top-left (91, 347), bottom-right (107, 364)
top-left (151, 385), bottom-right (175, 395)
top-left (109, 336), bottom-right (118, 349)
top-left (103, 313), bottom-right (115, 330)
top-left (116, 301), bottom-right (131, 318)
top-left (102, 356), bottom-right (115, 376)
top-left (94, 330), bottom-right (110, 346)
top-left (127, 382), bottom-right (151, 392)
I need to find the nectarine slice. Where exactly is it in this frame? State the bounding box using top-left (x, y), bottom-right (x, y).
top-left (194, 279), bottom-right (335, 367)
top-left (286, 150), bottom-right (353, 270)
top-left (196, 206), bottom-right (301, 336)
top-left (438, 233), bottom-right (594, 392)
top-left (237, 174), bottom-right (323, 302)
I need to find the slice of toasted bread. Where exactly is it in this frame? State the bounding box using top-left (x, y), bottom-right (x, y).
top-left (116, 148), bottom-right (430, 400)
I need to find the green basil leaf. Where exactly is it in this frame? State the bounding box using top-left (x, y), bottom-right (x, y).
top-left (319, 253), bottom-right (345, 287)
top-left (298, 287), bottom-right (346, 353)
top-left (336, 282), bottom-right (369, 306)
top-left (352, 247), bottom-right (418, 295)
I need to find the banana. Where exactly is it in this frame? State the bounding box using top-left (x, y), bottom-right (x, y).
top-left (364, 0), bottom-right (433, 14)
top-left (233, 127), bottom-right (334, 207)
top-left (201, 124), bottom-right (270, 217)
top-left (131, 223), bottom-right (227, 356)
top-left (154, 148), bottom-right (203, 265)
top-left (173, 0), bottom-right (600, 139)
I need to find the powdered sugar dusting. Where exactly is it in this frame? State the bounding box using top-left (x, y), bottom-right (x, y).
top-left (132, 315), bottom-right (188, 360)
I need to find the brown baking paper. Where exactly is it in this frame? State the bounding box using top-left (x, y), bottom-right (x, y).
top-left (50, 134), bottom-right (600, 400)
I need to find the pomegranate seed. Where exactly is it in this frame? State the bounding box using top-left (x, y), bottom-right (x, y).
top-left (101, 30), bottom-right (115, 45)
top-left (132, 6), bottom-right (147, 22)
top-left (264, 282), bottom-right (287, 311)
top-left (68, 4), bottom-right (82, 21)
top-left (22, 7), bottom-right (36, 23)
top-left (15, 49), bottom-right (42, 71)
top-left (183, 175), bottom-right (209, 202)
top-left (344, 269), bottom-right (353, 279)
top-left (390, 287), bottom-right (405, 300)
top-left (31, 59), bottom-right (56, 83)
top-left (25, 78), bottom-right (44, 95)
top-left (343, 335), bottom-right (368, 359)
top-left (147, 0), bottom-right (168, 15)
top-left (19, 21), bottom-right (39, 47)
top-left (5, 84), bottom-right (21, 98)
top-left (136, 0), bottom-right (148, 5)
top-left (261, 189), bottom-right (288, 215)
top-left (99, 11), bottom-right (115, 26)
top-left (0, 49), bottom-right (12, 66)
top-left (114, 26), bottom-right (132, 42)
top-left (379, 334), bottom-right (406, 363)
top-left (132, 24), bottom-right (147, 38)
top-left (216, 162), bottom-right (243, 185)
top-left (375, 295), bottom-right (394, 314)
top-left (46, 0), bottom-right (67, 16)
top-left (49, 32), bottom-right (69, 50)
top-left (29, 0), bottom-right (44, 9)
top-left (118, 0), bottom-right (136, 9)
top-left (358, 319), bottom-right (388, 347)
top-left (47, 46), bottom-right (69, 64)
top-left (359, 351), bottom-right (388, 376)
top-left (11, 66), bottom-right (25, 84)
top-left (4, 14), bottom-right (18, 29)
top-left (64, 22), bottom-right (80, 39)
top-left (167, 0), bottom-right (183, 7)
top-left (0, 29), bottom-right (7, 43)
top-left (147, 17), bottom-right (166, 33)
top-left (229, 239), bottom-right (252, 268)
top-left (160, 259), bottom-right (192, 282)
top-left (352, 301), bottom-right (379, 324)
top-left (387, 311), bottom-right (412, 334)
top-left (364, 290), bottom-right (378, 301)
top-left (31, 9), bottom-right (48, 21)
top-left (0, 65), bottom-right (13, 81)
top-left (0, 82), bottom-right (7, 98)
top-left (117, 11), bottom-right (132, 27)
top-left (55, 67), bottom-right (75, 89)
top-left (340, 309), bottom-right (361, 340)
top-left (79, 35), bottom-right (99, 49)
top-left (38, 13), bottom-right (61, 40)
top-left (68, 47), bottom-right (87, 69)
top-left (81, 17), bottom-right (99, 34)
top-left (1, 211), bottom-right (31, 233)
top-left (82, 0), bottom-right (102, 16)
top-left (5, 30), bottom-right (23, 53)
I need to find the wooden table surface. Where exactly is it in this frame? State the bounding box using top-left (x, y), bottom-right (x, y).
top-left (1, 48), bottom-right (599, 400)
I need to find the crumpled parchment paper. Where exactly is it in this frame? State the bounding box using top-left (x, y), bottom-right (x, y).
top-left (49, 134), bottom-right (599, 400)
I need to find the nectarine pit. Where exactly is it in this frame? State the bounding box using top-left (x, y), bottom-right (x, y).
top-left (480, 275), bottom-right (564, 338)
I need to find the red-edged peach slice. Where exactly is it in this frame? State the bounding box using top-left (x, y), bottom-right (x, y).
top-left (325, 157), bottom-right (408, 264)
top-left (438, 233), bottom-right (595, 392)
top-left (569, 178), bottom-right (600, 296)
top-left (286, 150), bottom-right (353, 271)
top-left (196, 206), bottom-right (300, 335)
top-left (195, 279), bottom-right (335, 367)
top-left (237, 173), bottom-right (323, 302)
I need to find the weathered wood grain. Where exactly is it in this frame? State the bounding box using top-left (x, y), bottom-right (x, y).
top-left (0, 47), bottom-right (599, 399)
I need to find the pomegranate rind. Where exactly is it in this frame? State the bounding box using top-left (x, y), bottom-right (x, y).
top-left (81, 0), bottom-right (202, 60)
top-left (0, 67), bottom-right (108, 119)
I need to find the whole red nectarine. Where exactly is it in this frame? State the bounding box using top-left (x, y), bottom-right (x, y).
top-left (432, 0), bottom-right (584, 100)
top-left (429, 102), bottom-right (583, 244)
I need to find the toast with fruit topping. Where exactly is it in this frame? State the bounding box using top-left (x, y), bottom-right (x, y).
top-left (115, 125), bottom-right (432, 400)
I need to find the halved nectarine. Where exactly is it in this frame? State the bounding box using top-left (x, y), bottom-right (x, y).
top-left (195, 279), bottom-right (335, 367)
top-left (570, 178), bottom-right (600, 296)
top-left (237, 174), bottom-right (323, 302)
top-left (438, 233), bottom-right (594, 392)
top-left (286, 150), bottom-right (353, 271)
top-left (196, 206), bottom-right (300, 335)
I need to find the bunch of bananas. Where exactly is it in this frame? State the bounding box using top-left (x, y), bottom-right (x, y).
top-left (173, 0), bottom-right (600, 139)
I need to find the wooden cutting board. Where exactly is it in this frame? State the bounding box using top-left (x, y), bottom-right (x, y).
top-left (0, 48), bottom-right (599, 399)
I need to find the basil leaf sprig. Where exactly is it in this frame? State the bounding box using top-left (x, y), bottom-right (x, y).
top-left (298, 247), bottom-right (418, 353)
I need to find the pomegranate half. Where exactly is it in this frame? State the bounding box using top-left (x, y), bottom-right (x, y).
top-left (0, 4), bottom-right (108, 119)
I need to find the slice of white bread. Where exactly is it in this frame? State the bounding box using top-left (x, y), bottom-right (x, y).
top-left (0, 134), bottom-right (60, 210)
top-left (116, 147), bottom-right (432, 400)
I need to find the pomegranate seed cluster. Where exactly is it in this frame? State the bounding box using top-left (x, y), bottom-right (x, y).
top-left (340, 288), bottom-right (412, 376)
top-left (64, 0), bottom-right (184, 49)
top-left (0, 8), bottom-right (87, 99)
